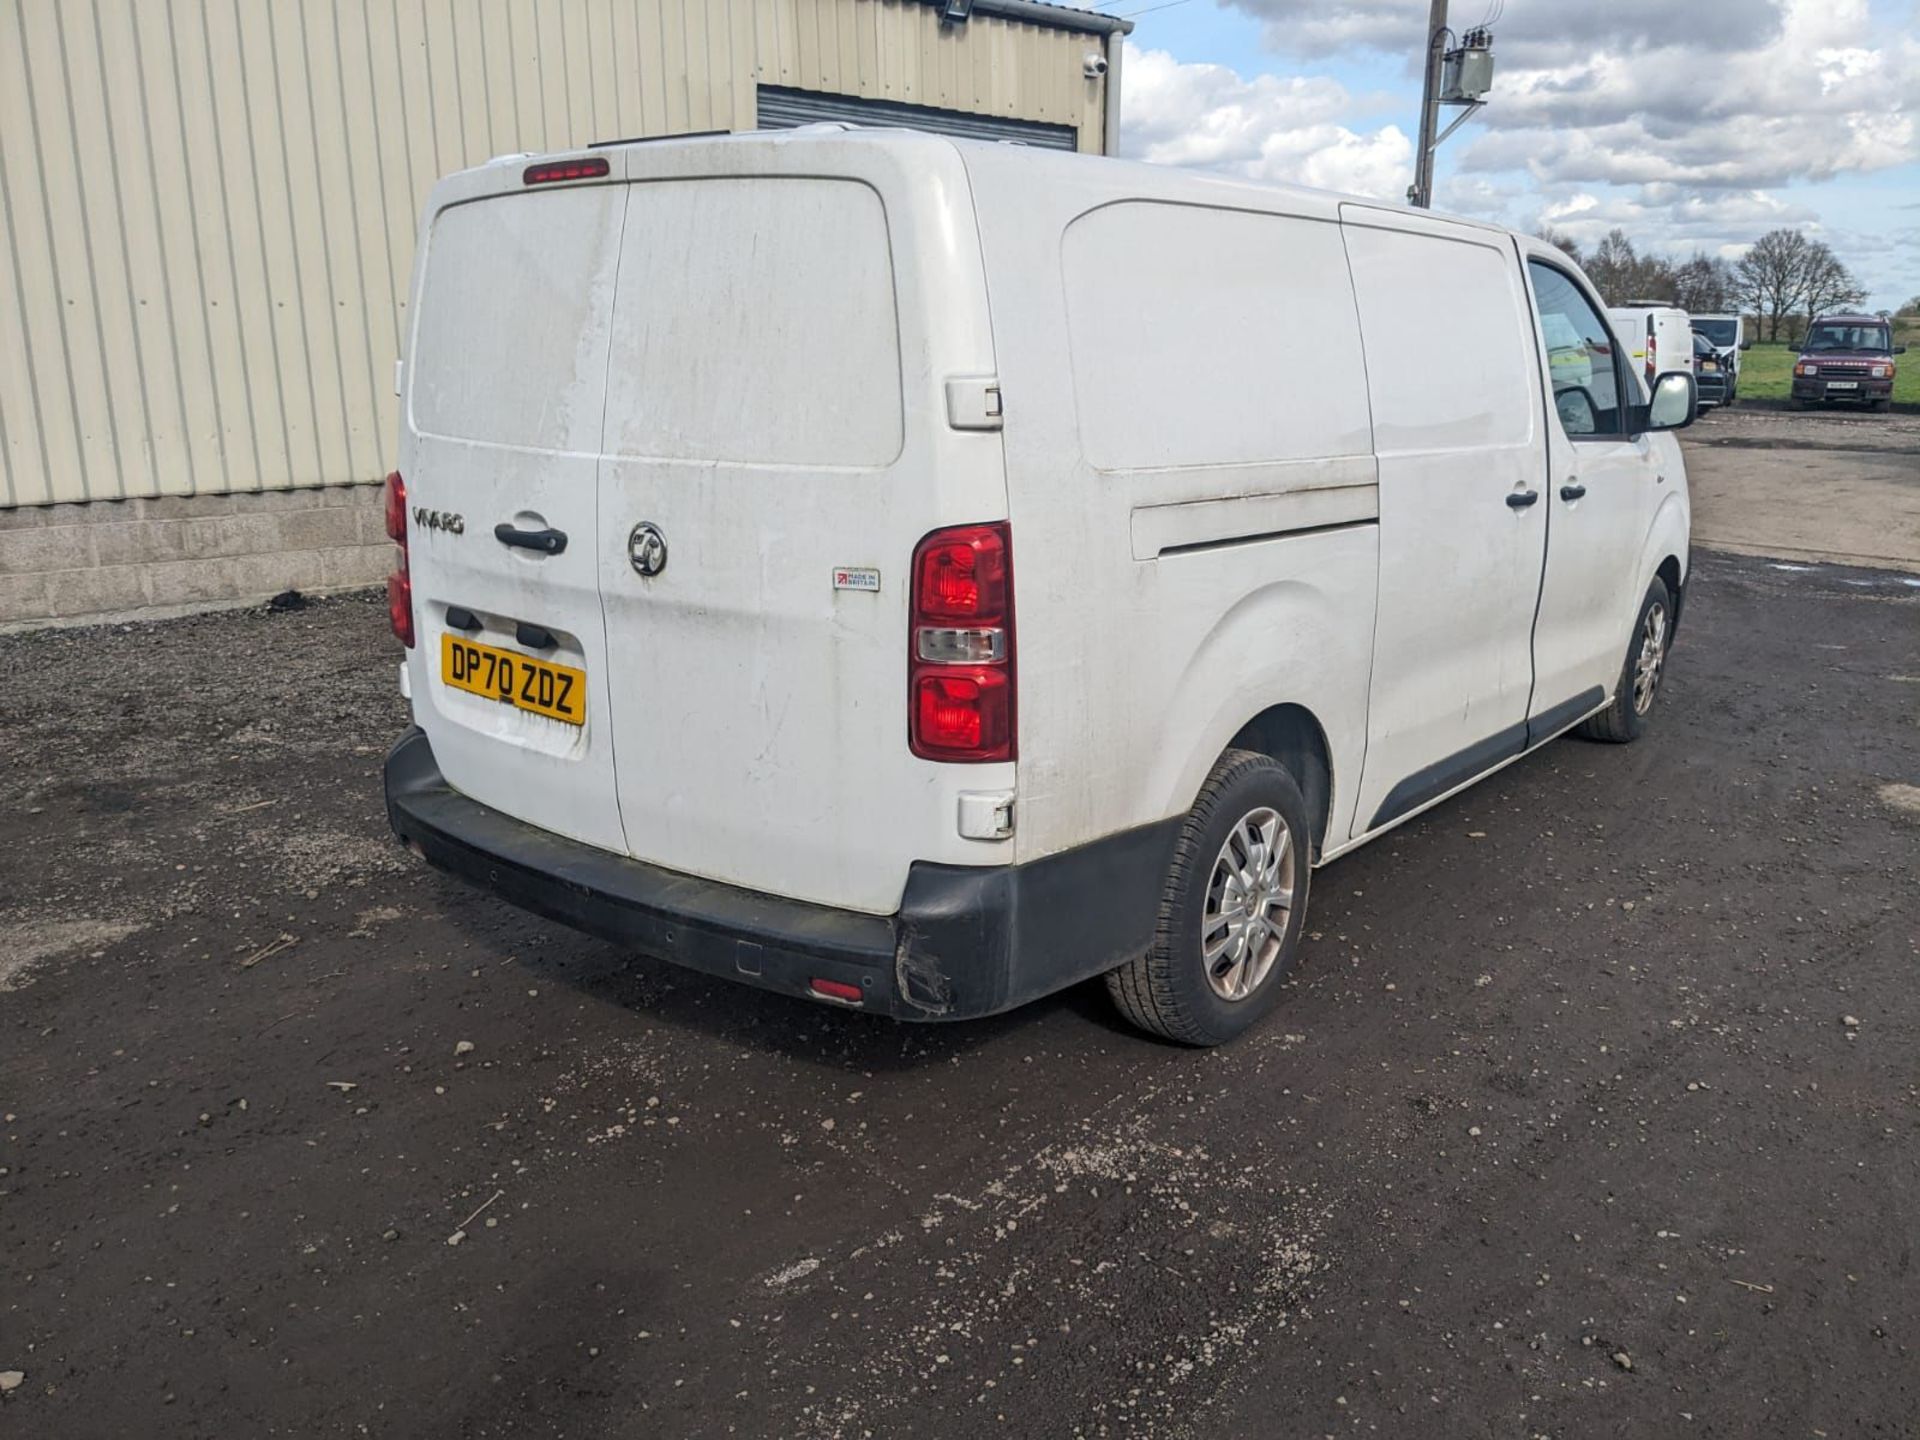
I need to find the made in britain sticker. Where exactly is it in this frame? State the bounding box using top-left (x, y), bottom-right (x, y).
top-left (833, 567), bottom-right (881, 592)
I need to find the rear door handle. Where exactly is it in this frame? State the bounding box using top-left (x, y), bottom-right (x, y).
top-left (1506, 489), bottom-right (1540, 509)
top-left (494, 523), bottom-right (567, 556)
top-left (1560, 482), bottom-right (1587, 501)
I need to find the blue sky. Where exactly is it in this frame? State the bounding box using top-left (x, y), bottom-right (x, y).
top-left (1111, 0), bottom-right (1919, 311)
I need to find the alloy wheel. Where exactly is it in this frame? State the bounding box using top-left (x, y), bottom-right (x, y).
top-left (1201, 807), bottom-right (1295, 1001)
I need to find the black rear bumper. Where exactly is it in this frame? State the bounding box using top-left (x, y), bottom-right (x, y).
top-left (383, 729), bottom-right (1178, 1021)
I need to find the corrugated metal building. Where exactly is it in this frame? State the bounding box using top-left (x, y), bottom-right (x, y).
top-left (0, 0), bottom-right (1128, 625)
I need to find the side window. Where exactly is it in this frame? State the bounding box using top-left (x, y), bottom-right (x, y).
top-left (1527, 261), bottom-right (1625, 439)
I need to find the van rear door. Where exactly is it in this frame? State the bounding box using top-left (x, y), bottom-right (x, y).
top-left (594, 142), bottom-right (1009, 915)
top-left (400, 179), bottom-right (627, 852)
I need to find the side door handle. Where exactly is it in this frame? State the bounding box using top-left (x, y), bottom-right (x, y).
top-left (494, 523), bottom-right (568, 556)
top-left (1560, 482), bottom-right (1587, 502)
top-left (1506, 489), bottom-right (1540, 509)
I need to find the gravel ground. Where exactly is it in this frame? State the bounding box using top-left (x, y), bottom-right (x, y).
top-left (2, 550), bottom-right (1917, 1439)
top-left (1683, 405), bottom-right (1920, 573)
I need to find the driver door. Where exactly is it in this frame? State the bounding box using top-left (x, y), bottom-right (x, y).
top-left (1524, 257), bottom-right (1660, 725)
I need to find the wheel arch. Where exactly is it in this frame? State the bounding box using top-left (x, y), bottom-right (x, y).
top-left (1656, 552), bottom-right (1685, 636)
top-left (1226, 704), bottom-right (1335, 861)
top-left (1634, 488), bottom-right (1691, 643)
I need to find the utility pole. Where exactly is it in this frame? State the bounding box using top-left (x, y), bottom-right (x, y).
top-left (1406, 4), bottom-right (1496, 209)
top-left (1408, 0), bottom-right (1448, 210)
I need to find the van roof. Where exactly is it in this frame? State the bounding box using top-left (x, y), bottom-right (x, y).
top-left (462, 125), bottom-right (1522, 241)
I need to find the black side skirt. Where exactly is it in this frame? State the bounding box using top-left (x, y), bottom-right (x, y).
top-left (1368, 685), bottom-right (1605, 832)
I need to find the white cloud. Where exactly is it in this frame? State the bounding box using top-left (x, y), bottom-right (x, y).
top-left (1218, 0), bottom-right (1920, 191)
top-left (1120, 45), bottom-right (1413, 199)
top-left (1534, 188), bottom-right (1819, 256)
top-left (1120, 1), bottom-right (1919, 305)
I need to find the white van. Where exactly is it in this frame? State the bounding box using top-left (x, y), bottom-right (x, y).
top-left (383, 129), bottom-right (1696, 1046)
top-left (1607, 304), bottom-right (1695, 393)
top-left (1691, 313), bottom-right (1746, 398)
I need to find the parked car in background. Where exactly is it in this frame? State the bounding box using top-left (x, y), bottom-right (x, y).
top-left (1792, 313), bottom-right (1905, 409)
top-left (1691, 313), bottom-right (1746, 400)
top-left (382, 129), bottom-right (1695, 1046)
top-left (1692, 331), bottom-right (1728, 409)
top-left (1608, 304), bottom-right (1694, 391)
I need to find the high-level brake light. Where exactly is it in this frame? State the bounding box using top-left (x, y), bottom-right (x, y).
top-left (523, 157), bottom-right (610, 186)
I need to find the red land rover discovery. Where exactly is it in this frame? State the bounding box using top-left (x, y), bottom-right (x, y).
top-left (1791, 313), bottom-right (1904, 410)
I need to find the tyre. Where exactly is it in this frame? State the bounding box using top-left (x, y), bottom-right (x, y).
top-left (1107, 749), bottom-right (1311, 1046)
top-left (1578, 576), bottom-right (1672, 744)
top-left (1870, 399), bottom-right (1889, 413)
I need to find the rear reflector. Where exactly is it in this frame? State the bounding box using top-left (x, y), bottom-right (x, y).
top-left (523, 156), bottom-right (610, 185)
top-left (809, 978), bottom-right (864, 1005)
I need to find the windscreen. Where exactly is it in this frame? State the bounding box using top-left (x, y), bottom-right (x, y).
top-left (1804, 322), bottom-right (1891, 353)
top-left (1694, 319), bottom-right (1737, 347)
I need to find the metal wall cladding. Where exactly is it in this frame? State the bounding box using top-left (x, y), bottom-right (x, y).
top-left (0, 0), bottom-right (1112, 507)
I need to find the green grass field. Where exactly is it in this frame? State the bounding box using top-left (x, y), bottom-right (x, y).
top-left (1734, 319), bottom-right (1920, 405)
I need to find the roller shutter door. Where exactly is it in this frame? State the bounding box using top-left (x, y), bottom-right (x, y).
top-left (755, 85), bottom-right (1078, 150)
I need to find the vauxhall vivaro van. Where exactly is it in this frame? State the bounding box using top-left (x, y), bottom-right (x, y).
top-left (384, 128), bottom-right (1696, 1046)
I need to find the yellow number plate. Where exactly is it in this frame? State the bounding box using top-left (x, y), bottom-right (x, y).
top-left (440, 634), bottom-right (586, 726)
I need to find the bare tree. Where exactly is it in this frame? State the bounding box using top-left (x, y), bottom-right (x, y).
top-left (1798, 241), bottom-right (1867, 331)
top-left (1735, 229), bottom-right (1812, 341)
top-left (1670, 252), bottom-right (1738, 313)
top-left (1583, 229), bottom-right (1638, 303)
top-left (1534, 227), bottom-right (1582, 264)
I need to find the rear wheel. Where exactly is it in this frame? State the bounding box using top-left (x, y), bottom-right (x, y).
top-left (1578, 577), bottom-right (1672, 744)
top-left (1107, 750), bottom-right (1311, 1046)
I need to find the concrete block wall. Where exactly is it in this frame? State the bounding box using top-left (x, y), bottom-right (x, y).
top-left (0, 487), bottom-right (391, 629)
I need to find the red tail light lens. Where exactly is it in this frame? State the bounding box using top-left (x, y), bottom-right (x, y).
top-left (387, 565), bottom-right (414, 648)
top-left (383, 470), bottom-right (413, 648)
top-left (910, 522), bottom-right (1014, 763)
top-left (383, 470), bottom-right (407, 541)
top-left (523, 156), bottom-right (610, 186)
top-left (913, 670), bottom-right (1010, 759)
top-left (914, 524), bottom-right (1010, 624)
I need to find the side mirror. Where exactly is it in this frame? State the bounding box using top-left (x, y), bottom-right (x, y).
top-left (1896, 345), bottom-right (1908, 355)
top-left (1740, 338), bottom-right (1753, 350)
top-left (1641, 370), bottom-right (1696, 432)
top-left (1553, 385), bottom-right (1598, 436)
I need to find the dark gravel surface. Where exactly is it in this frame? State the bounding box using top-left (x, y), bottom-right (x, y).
top-left (2, 551), bottom-right (1917, 1439)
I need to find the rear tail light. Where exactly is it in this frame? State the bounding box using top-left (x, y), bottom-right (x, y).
top-left (384, 469), bottom-right (407, 541)
top-left (909, 522), bottom-right (1014, 763)
top-left (387, 568), bottom-right (414, 649)
top-left (383, 470), bottom-right (413, 648)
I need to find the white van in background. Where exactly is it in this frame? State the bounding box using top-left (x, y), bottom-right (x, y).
top-left (1691, 313), bottom-right (1747, 399)
top-left (383, 129), bottom-right (1696, 1046)
top-left (1608, 304), bottom-right (1695, 392)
